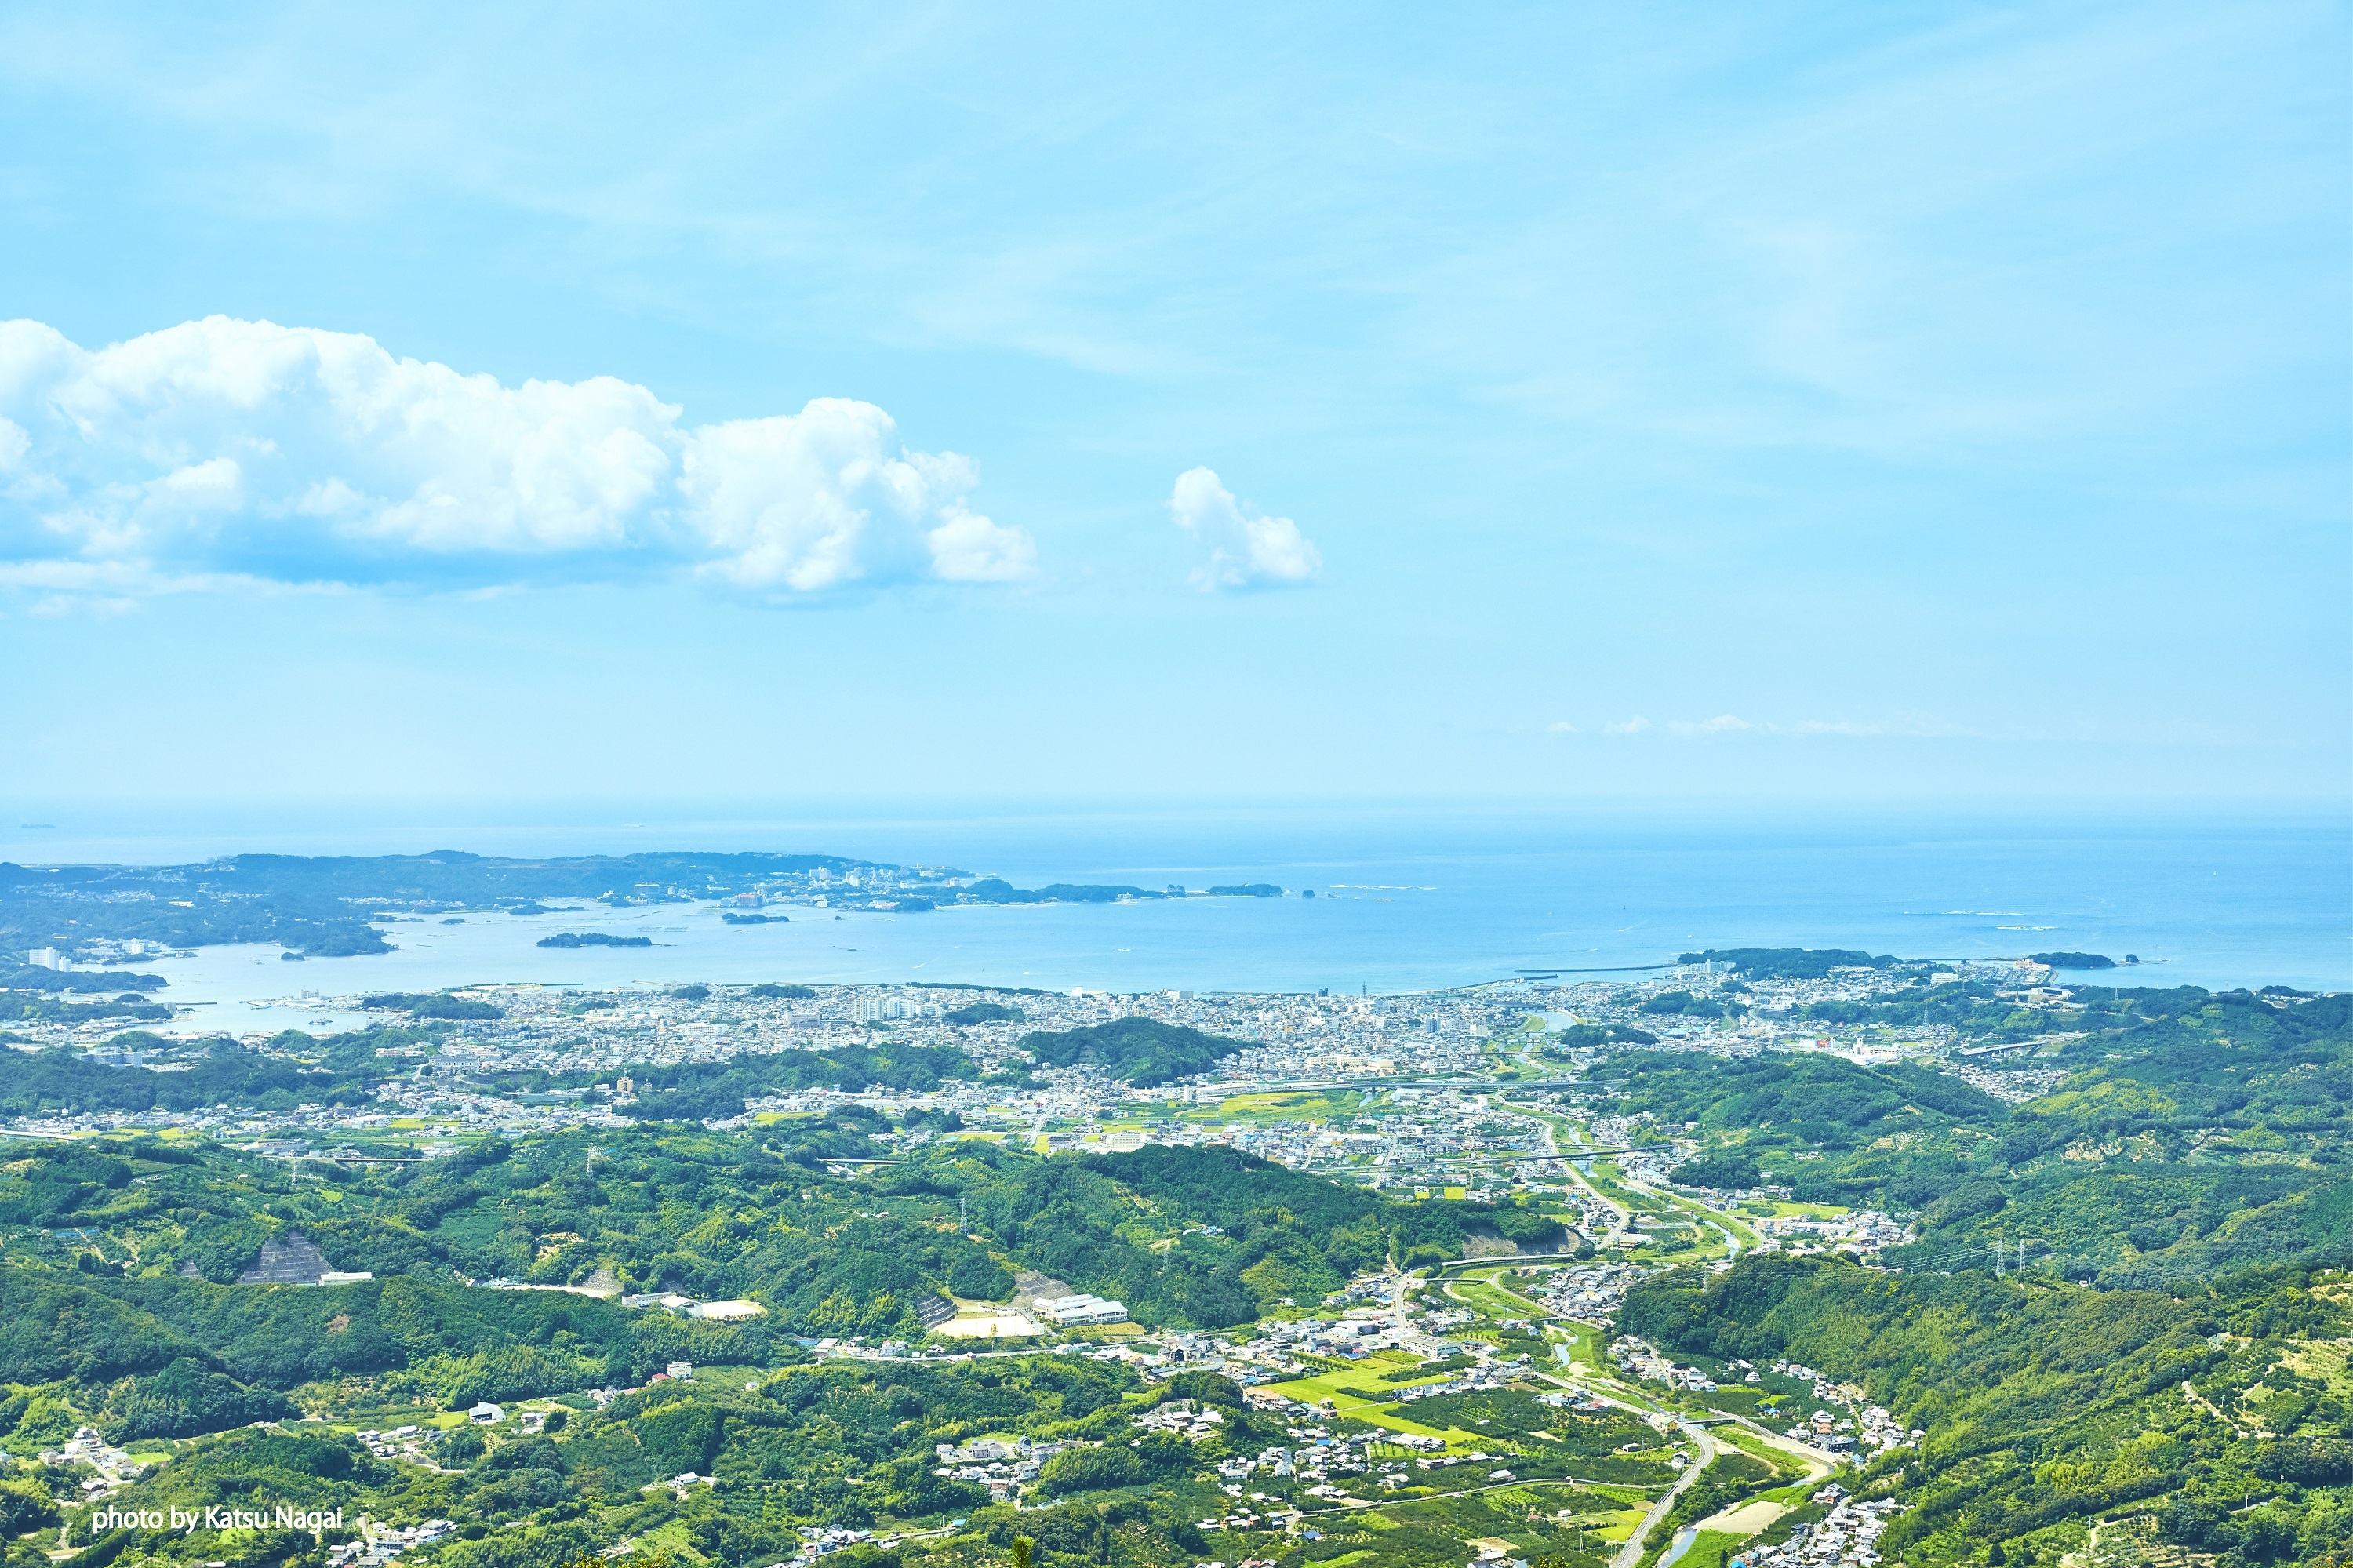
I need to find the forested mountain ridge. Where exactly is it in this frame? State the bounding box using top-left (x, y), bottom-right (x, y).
top-left (1588, 982), bottom-right (2353, 1568)
top-left (0, 1120), bottom-right (1586, 1568)
top-left (1621, 1252), bottom-right (2353, 1566)
top-left (1598, 987), bottom-right (2353, 1285)
top-left (0, 1130), bottom-right (1535, 1405)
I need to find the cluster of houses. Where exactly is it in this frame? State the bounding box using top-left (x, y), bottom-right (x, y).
top-left (1609, 1337), bottom-right (1722, 1391)
top-left (1747, 1210), bottom-right (1908, 1254)
top-left (323, 1518), bottom-right (456, 1566)
top-left (1534, 1262), bottom-right (1642, 1319)
top-left (42, 1427), bottom-right (147, 1500)
top-left (793, 1523), bottom-right (882, 1558)
top-left (1731, 1487), bottom-right (1902, 1568)
top-left (352, 1424), bottom-right (438, 1465)
top-left (931, 1435), bottom-right (1081, 1501)
top-left (1771, 1362), bottom-right (1922, 1455)
top-left (1137, 1400), bottom-right (1230, 1441)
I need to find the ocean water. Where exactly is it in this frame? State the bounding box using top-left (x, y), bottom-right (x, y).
top-left (10, 805), bottom-right (2344, 1025)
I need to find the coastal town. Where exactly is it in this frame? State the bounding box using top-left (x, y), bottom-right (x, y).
top-left (4, 950), bottom-right (2073, 1165)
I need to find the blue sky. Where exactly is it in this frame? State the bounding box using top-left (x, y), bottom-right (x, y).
top-left (1, 0), bottom-right (2345, 813)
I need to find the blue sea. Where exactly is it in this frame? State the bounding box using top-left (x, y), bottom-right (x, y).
top-left (4, 805), bottom-right (2344, 1024)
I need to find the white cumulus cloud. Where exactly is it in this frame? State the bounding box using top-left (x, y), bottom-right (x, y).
top-left (0, 316), bottom-right (1033, 595)
top-left (1168, 467), bottom-right (1321, 591)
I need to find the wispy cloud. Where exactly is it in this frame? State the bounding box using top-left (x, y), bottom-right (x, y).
top-left (1168, 467), bottom-right (1321, 591)
top-left (1590, 713), bottom-right (1966, 739)
top-left (0, 316), bottom-right (1035, 598)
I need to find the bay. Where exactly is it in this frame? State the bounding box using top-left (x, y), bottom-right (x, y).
top-left (24, 805), bottom-right (2340, 1028)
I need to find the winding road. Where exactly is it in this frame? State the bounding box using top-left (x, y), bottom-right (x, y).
top-left (1609, 1417), bottom-right (1718, 1568)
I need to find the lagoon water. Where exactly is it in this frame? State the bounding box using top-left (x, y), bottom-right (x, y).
top-left (12, 806), bottom-right (2343, 1028)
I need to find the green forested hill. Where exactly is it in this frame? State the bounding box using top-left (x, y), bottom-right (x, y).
top-left (1620, 1252), bottom-right (2353, 1566)
top-left (1600, 988), bottom-right (2353, 1284)
top-left (1016, 1018), bottom-right (1245, 1086)
top-left (0, 1130), bottom-right (1516, 1410)
top-left (0, 1124), bottom-right (1569, 1568)
top-left (1586, 984), bottom-right (2353, 1568)
top-left (33, 1353), bottom-right (1254, 1568)
top-left (0, 1033), bottom-right (391, 1119)
top-left (922, 1141), bottom-right (1506, 1322)
top-left (1676, 948), bottom-right (1898, 978)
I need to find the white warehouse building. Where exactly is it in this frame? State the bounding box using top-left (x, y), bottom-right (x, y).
top-left (1036, 1293), bottom-right (1129, 1326)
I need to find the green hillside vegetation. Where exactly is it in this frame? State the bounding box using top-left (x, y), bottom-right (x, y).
top-left (0, 963), bottom-right (165, 994)
top-left (1, 991), bottom-right (174, 1027)
top-left (0, 1122), bottom-right (1598, 1568)
top-left (1671, 1149), bottom-right (1763, 1190)
top-left (0, 1031), bottom-right (411, 1119)
top-left (0, 1132), bottom-right (1526, 1406)
top-left (945, 1002), bottom-right (1025, 1025)
top-left (1584, 981), bottom-right (2353, 1568)
top-left (1017, 1018), bottom-right (1245, 1086)
top-left (1620, 1252), bottom-right (2353, 1566)
top-left (1592, 1049), bottom-right (2006, 1163)
top-left (1580, 988), bottom-right (2353, 1285)
top-left (924, 1143), bottom-right (1542, 1318)
top-left (1547, 1022), bottom-right (1658, 1050)
top-left (43, 1354), bottom-right (1255, 1568)
top-left (607, 1042), bottom-right (981, 1122)
top-left (1640, 989), bottom-right (1750, 1019)
top-left (1675, 948), bottom-right (1899, 979)
top-left (962, 879), bottom-right (1164, 904)
top-left (362, 993), bottom-right (507, 1020)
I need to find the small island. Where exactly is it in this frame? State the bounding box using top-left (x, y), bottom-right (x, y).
top-left (2030, 951), bottom-right (2118, 970)
top-left (722, 912), bottom-right (787, 925)
top-left (535, 932), bottom-right (654, 949)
